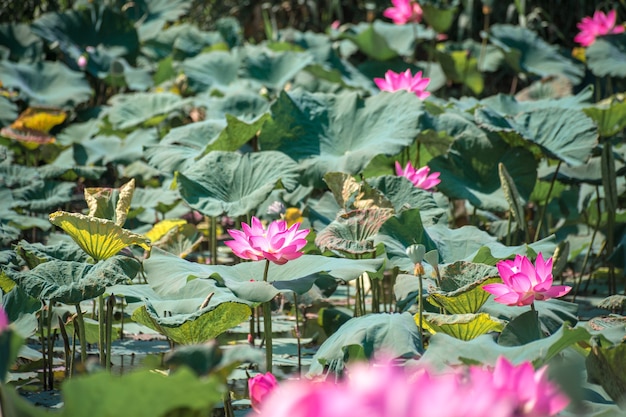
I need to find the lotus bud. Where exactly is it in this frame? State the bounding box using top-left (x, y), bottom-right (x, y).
top-left (406, 244), bottom-right (426, 264)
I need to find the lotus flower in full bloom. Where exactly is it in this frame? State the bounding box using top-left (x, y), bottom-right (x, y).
top-left (574, 10), bottom-right (624, 47)
top-left (253, 357), bottom-right (569, 417)
top-left (483, 253), bottom-right (571, 306)
top-left (225, 216), bottom-right (309, 265)
top-left (395, 161), bottom-right (440, 190)
top-left (383, 0), bottom-right (423, 25)
top-left (374, 69), bottom-right (431, 99)
top-left (249, 372), bottom-right (278, 413)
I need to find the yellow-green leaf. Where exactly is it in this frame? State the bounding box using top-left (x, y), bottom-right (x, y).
top-left (428, 276), bottom-right (501, 314)
top-left (144, 219), bottom-right (187, 243)
top-left (49, 211), bottom-right (151, 261)
top-left (421, 312), bottom-right (505, 341)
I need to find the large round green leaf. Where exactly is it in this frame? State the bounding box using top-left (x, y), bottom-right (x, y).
top-left (176, 151), bottom-right (300, 217)
top-left (476, 107), bottom-right (597, 166)
top-left (307, 312), bottom-right (424, 378)
top-left (585, 33), bottom-right (626, 78)
top-left (488, 24), bottom-right (583, 82)
top-left (259, 90), bottom-right (424, 187)
top-left (428, 130), bottom-right (537, 211)
top-left (0, 61), bottom-right (91, 107)
top-left (31, 6), bottom-right (139, 75)
top-left (239, 45), bottom-right (314, 90)
top-left (181, 51), bottom-right (241, 92)
top-left (0, 23), bottom-right (42, 63)
top-left (122, 0), bottom-right (192, 41)
top-left (105, 92), bottom-right (185, 130)
top-left (13, 256), bottom-right (139, 304)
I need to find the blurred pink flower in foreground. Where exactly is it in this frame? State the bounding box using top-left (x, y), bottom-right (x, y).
top-left (395, 161), bottom-right (440, 191)
top-left (249, 372), bottom-right (278, 413)
top-left (483, 253), bottom-right (571, 306)
top-left (469, 357), bottom-right (570, 417)
top-left (225, 216), bottom-right (309, 265)
top-left (375, 69), bottom-right (431, 99)
top-left (253, 357), bottom-right (569, 417)
top-left (0, 306), bottom-right (8, 333)
top-left (383, 0), bottom-right (423, 25)
top-left (574, 10), bottom-right (624, 46)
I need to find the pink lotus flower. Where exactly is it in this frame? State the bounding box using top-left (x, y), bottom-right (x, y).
top-left (483, 253), bottom-right (571, 306)
top-left (77, 55), bottom-right (87, 69)
top-left (374, 69), bottom-right (431, 99)
top-left (383, 0), bottom-right (423, 25)
top-left (225, 216), bottom-right (309, 265)
top-left (254, 357), bottom-right (568, 417)
top-left (469, 357), bottom-right (570, 417)
top-left (0, 306), bottom-right (8, 333)
top-left (395, 161), bottom-right (440, 190)
top-left (249, 372), bottom-right (278, 413)
top-left (574, 10), bottom-right (624, 47)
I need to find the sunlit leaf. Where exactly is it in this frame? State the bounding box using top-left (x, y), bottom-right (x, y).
top-left (324, 172), bottom-right (393, 211)
top-left (49, 211), bottom-right (151, 261)
top-left (132, 301), bottom-right (250, 345)
top-left (145, 219), bottom-right (188, 242)
top-left (421, 312), bottom-right (505, 341)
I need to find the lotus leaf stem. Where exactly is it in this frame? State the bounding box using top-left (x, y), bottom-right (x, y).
top-left (262, 259), bottom-right (273, 372)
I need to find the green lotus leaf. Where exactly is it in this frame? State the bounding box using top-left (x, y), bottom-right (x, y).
top-left (49, 211), bottom-right (151, 261)
top-left (586, 339), bottom-right (626, 405)
top-left (31, 6), bottom-right (139, 75)
top-left (428, 130), bottom-right (537, 211)
top-left (259, 90), bottom-right (424, 187)
top-left (488, 24), bottom-right (583, 83)
top-left (152, 223), bottom-right (202, 259)
top-left (585, 33), bottom-right (626, 78)
top-left (0, 284), bottom-right (40, 338)
top-left (478, 86), bottom-right (593, 114)
top-left (132, 301), bottom-right (250, 345)
top-left (583, 98), bottom-right (626, 138)
top-left (481, 297), bottom-right (578, 334)
top-left (59, 367), bottom-right (222, 417)
top-left (339, 21), bottom-right (435, 60)
top-left (103, 57), bottom-right (153, 91)
top-left (74, 129), bottom-right (158, 165)
top-left (421, 324), bottom-right (591, 370)
top-left (240, 45), bottom-right (314, 90)
top-left (315, 208), bottom-right (395, 255)
top-left (426, 224), bottom-right (556, 264)
top-left (106, 92), bottom-right (184, 130)
top-left (367, 175), bottom-right (447, 225)
top-left (143, 23), bottom-right (225, 61)
top-left (15, 240), bottom-right (90, 268)
top-left (498, 309), bottom-right (543, 346)
top-left (143, 247), bottom-right (383, 296)
top-left (13, 256), bottom-right (139, 304)
top-left (124, 0), bottom-right (192, 41)
top-left (181, 51), bottom-right (241, 92)
top-left (129, 185), bottom-right (181, 224)
top-left (0, 61), bottom-right (92, 107)
top-left (429, 276), bottom-right (501, 314)
top-left (176, 150), bottom-right (300, 217)
top-left (476, 107), bottom-right (597, 166)
top-left (422, 312), bottom-right (505, 341)
top-left (375, 208), bottom-right (437, 273)
top-left (421, 2), bottom-right (458, 33)
top-left (11, 181), bottom-right (75, 213)
top-left (323, 172), bottom-right (393, 211)
top-left (0, 96), bottom-right (18, 127)
top-left (195, 91), bottom-right (270, 121)
top-left (307, 312), bottom-right (424, 378)
top-left (0, 23), bottom-right (42, 63)
top-left (37, 164), bottom-right (107, 181)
